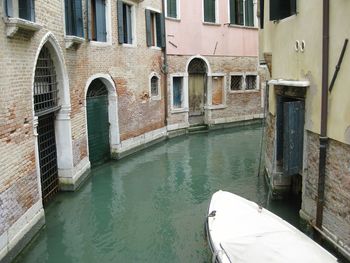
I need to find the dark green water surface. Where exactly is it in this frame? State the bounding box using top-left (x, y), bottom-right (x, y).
top-left (16, 125), bottom-right (306, 263)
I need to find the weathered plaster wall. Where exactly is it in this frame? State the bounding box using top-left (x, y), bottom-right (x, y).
top-left (166, 0), bottom-right (259, 57)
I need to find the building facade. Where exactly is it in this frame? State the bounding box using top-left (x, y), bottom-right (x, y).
top-left (260, 0), bottom-right (350, 259)
top-left (164, 0), bottom-right (264, 132)
top-left (0, 0), bottom-right (166, 261)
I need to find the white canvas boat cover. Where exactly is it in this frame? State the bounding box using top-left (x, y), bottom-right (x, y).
top-left (208, 190), bottom-right (338, 263)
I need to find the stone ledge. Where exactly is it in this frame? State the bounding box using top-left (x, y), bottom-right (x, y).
top-left (64, 35), bottom-right (85, 49)
top-left (0, 201), bottom-right (45, 263)
top-left (58, 157), bottom-right (91, 191)
top-left (3, 17), bottom-right (42, 38)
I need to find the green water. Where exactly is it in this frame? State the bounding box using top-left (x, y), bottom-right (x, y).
top-left (16, 125), bottom-right (305, 263)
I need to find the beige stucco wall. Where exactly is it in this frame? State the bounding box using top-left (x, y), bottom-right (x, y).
top-left (261, 0), bottom-right (350, 144)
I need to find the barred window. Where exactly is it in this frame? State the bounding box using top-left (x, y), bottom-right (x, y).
top-left (230, 75), bottom-right (243, 91)
top-left (245, 75), bottom-right (257, 90)
top-left (34, 46), bottom-right (59, 115)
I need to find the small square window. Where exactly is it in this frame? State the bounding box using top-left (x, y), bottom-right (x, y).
top-left (245, 75), bottom-right (257, 90)
top-left (230, 75), bottom-right (243, 91)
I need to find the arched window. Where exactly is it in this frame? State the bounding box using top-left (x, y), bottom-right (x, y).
top-left (149, 73), bottom-right (161, 100)
top-left (34, 46), bottom-right (59, 115)
top-left (188, 58), bottom-right (207, 74)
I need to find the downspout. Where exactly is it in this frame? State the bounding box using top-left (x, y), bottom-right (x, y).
top-left (315, 0), bottom-right (329, 230)
top-left (161, 0), bottom-right (168, 127)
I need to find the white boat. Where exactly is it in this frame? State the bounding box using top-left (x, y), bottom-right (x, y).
top-left (205, 190), bottom-right (338, 263)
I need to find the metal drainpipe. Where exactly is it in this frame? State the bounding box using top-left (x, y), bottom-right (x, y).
top-left (161, 0), bottom-right (168, 127)
top-left (316, 0), bottom-right (330, 229)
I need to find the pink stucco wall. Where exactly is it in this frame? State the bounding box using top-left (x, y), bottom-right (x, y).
top-left (165, 0), bottom-right (258, 57)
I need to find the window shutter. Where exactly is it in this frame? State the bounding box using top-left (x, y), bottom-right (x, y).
top-left (65, 0), bottom-right (73, 35)
top-left (155, 13), bottom-right (165, 48)
top-left (86, 0), bottom-right (92, 40)
top-left (125, 5), bottom-right (132, 44)
top-left (117, 0), bottom-right (124, 44)
top-left (238, 0), bottom-right (244, 25)
top-left (5, 0), bottom-right (13, 17)
top-left (74, 0), bottom-right (84, 37)
top-left (245, 0), bottom-right (254, 27)
top-left (290, 0), bottom-right (296, 15)
top-left (95, 0), bottom-right (107, 42)
top-left (145, 9), bottom-right (152, 47)
top-left (260, 0), bottom-right (264, 28)
top-left (229, 0), bottom-right (235, 24)
top-left (204, 0), bottom-right (215, 23)
top-left (30, 0), bottom-right (35, 21)
top-left (167, 0), bottom-right (177, 18)
top-left (269, 0), bottom-right (279, 20)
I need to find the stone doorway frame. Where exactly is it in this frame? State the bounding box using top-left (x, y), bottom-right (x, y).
top-left (84, 74), bottom-right (120, 161)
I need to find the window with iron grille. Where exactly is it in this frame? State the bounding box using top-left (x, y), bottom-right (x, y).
top-left (5, 0), bottom-right (35, 21)
top-left (245, 75), bottom-right (257, 90)
top-left (34, 46), bottom-right (59, 115)
top-left (230, 75), bottom-right (243, 91)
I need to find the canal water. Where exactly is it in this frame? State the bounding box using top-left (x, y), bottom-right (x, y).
top-left (16, 124), bottom-right (305, 263)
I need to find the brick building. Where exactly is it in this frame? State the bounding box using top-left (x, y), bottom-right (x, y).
top-left (260, 0), bottom-right (350, 259)
top-left (0, 0), bottom-right (264, 261)
top-left (0, 0), bottom-right (166, 261)
top-left (164, 0), bottom-right (264, 132)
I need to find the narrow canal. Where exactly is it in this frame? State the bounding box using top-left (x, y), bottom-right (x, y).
top-left (16, 124), bottom-right (303, 263)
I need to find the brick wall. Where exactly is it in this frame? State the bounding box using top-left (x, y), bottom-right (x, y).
top-left (166, 55), bottom-right (263, 126)
top-left (302, 131), bottom-right (350, 251)
top-left (0, 0), bottom-right (165, 259)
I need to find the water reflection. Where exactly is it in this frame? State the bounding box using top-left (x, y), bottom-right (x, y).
top-left (16, 124), bottom-right (309, 263)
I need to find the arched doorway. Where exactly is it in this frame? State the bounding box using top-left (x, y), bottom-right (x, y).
top-left (188, 58), bottom-right (207, 125)
top-left (86, 79), bottom-right (110, 166)
top-left (34, 45), bottom-right (60, 203)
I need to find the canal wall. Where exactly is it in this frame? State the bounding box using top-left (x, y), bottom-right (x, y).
top-left (264, 115), bottom-right (350, 259)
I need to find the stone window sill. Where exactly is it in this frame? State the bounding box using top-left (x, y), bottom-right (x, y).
top-left (202, 21), bottom-right (221, 27)
top-left (4, 17), bottom-right (42, 38)
top-left (166, 17), bottom-right (181, 22)
top-left (228, 24), bottom-right (258, 30)
top-left (229, 89), bottom-right (260, 94)
top-left (65, 35), bottom-right (85, 49)
top-left (205, 105), bottom-right (227, 110)
top-left (171, 108), bottom-right (188, 114)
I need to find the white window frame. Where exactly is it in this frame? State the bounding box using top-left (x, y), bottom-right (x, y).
top-left (121, 0), bottom-right (137, 47)
top-left (227, 0), bottom-right (257, 28)
top-left (229, 72), bottom-right (245, 93)
top-left (229, 72), bottom-right (259, 93)
top-left (164, 0), bottom-right (181, 20)
top-left (202, 0), bottom-right (220, 25)
top-left (88, 0), bottom-right (112, 46)
top-left (146, 7), bottom-right (162, 50)
top-left (170, 73), bottom-right (188, 113)
top-left (244, 71), bottom-right (259, 91)
top-left (149, 72), bottom-right (161, 100)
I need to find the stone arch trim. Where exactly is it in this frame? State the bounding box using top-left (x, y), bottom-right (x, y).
top-left (185, 55), bottom-right (212, 75)
top-left (31, 32), bottom-right (76, 194)
top-left (84, 74), bottom-right (120, 155)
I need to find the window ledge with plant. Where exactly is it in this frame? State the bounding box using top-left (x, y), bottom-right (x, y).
top-left (4, 17), bottom-right (42, 38)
